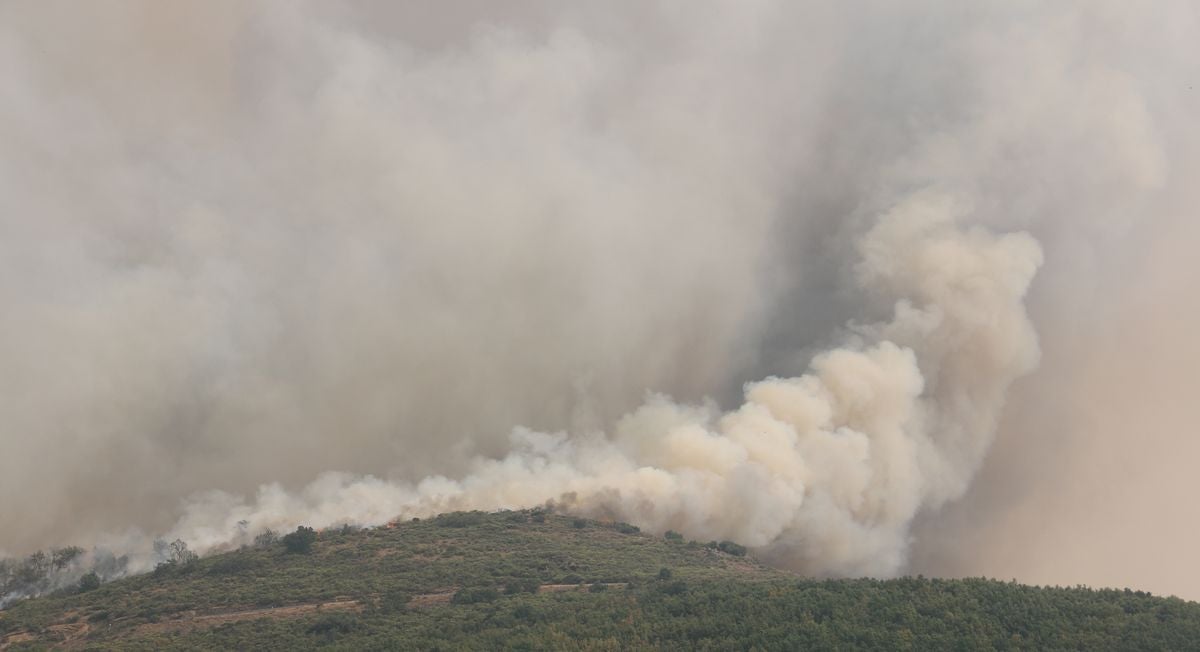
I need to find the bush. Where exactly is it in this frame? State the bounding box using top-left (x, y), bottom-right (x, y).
top-left (589, 582), bottom-right (608, 593)
top-left (306, 613), bottom-right (358, 640)
top-left (77, 571), bottom-right (101, 593)
top-left (505, 578), bottom-right (541, 594)
top-left (717, 541), bottom-right (747, 557)
top-left (615, 522), bottom-right (640, 535)
top-left (452, 587), bottom-right (500, 604)
top-left (572, 518), bottom-right (588, 529)
top-left (560, 574), bottom-right (584, 585)
top-left (658, 568), bottom-right (673, 581)
top-left (283, 526), bottom-right (318, 554)
top-left (379, 589), bottom-right (410, 614)
top-left (208, 556), bottom-right (261, 576)
top-left (665, 530), bottom-right (683, 541)
top-left (505, 511), bottom-right (528, 523)
top-left (435, 512), bottom-right (486, 528)
top-left (662, 581), bottom-right (688, 596)
top-left (513, 604), bottom-right (537, 622)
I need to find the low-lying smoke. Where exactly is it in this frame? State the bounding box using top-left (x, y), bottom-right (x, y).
top-left (165, 190), bottom-right (1040, 579)
top-left (2, 0), bottom-right (1198, 600)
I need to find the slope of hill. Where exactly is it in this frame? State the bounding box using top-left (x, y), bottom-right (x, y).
top-left (2, 510), bottom-right (1199, 650)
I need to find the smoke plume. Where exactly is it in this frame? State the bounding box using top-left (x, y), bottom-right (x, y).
top-left (167, 191), bottom-right (1040, 577)
top-left (2, 1), bottom-right (1197, 598)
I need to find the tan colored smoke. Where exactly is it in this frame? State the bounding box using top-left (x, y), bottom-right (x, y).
top-left (165, 190), bottom-right (1040, 578)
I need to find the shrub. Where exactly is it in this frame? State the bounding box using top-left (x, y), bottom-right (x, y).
top-left (306, 613), bottom-right (359, 641)
top-left (435, 511), bottom-right (486, 528)
top-left (717, 541), bottom-right (747, 557)
top-left (662, 581), bottom-right (687, 596)
top-left (615, 522), bottom-right (640, 535)
top-left (505, 578), bottom-right (541, 594)
top-left (77, 572), bottom-right (101, 593)
top-left (664, 530), bottom-right (683, 541)
top-left (283, 526), bottom-right (318, 554)
top-left (452, 587), bottom-right (500, 604)
top-left (208, 556), bottom-right (261, 576)
top-left (658, 567), bottom-right (673, 581)
top-left (379, 589), bottom-right (410, 614)
top-left (572, 518), bottom-right (587, 529)
top-left (505, 511), bottom-right (528, 523)
top-left (589, 582), bottom-right (608, 593)
top-left (560, 574), bottom-right (584, 585)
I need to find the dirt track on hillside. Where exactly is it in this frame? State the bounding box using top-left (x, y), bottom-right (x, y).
top-left (130, 598), bottom-right (362, 638)
top-left (1, 581), bottom-right (634, 648)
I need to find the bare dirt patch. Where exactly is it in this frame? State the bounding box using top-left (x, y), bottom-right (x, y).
top-left (1, 613), bottom-right (89, 650)
top-left (406, 591), bottom-right (456, 608)
top-left (0, 630), bottom-right (36, 651)
top-left (131, 598), bottom-right (360, 637)
top-left (539, 583), bottom-right (627, 593)
top-left (405, 582), bottom-right (629, 607)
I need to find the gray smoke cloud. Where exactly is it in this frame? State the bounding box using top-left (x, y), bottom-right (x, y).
top-left (165, 190), bottom-right (1041, 578)
top-left (1, 1), bottom-right (1197, 598)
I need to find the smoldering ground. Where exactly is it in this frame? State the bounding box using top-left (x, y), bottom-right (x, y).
top-left (1, 1), bottom-right (1198, 599)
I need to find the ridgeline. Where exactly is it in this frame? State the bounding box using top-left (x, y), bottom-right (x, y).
top-left (2, 511), bottom-right (1198, 650)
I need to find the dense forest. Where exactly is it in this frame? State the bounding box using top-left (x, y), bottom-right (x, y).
top-left (2, 511), bottom-right (1198, 650)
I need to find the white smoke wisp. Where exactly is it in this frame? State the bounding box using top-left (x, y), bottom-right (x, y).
top-left (167, 190), bottom-right (1041, 577)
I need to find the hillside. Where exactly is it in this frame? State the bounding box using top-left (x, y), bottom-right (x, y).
top-left (2, 511), bottom-right (1199, 650)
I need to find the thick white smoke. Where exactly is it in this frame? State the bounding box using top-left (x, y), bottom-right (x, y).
top-left (165, 190), bottom-right (1040, 577)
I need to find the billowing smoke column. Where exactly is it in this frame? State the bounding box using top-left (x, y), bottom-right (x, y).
top-left (168, 190), bottom-right (1040, 577)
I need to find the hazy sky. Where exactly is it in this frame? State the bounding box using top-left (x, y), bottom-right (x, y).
top-left (1, 1), bottom-right (1198, 598)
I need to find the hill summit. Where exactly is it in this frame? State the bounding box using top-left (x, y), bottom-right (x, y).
top-left (2, 510), bottom-right (1198, 650)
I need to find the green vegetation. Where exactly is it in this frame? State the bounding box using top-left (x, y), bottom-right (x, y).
top-left (77, 572), bottom-right (101, 593)
top-left (283, 526), bottom-right (319, 554)
top-left (1, 546), bottom-right (121, 605)
top-left (713, 541), bottom-right (747, 557)
top-left (2, 510), bottom-right (1198, 650)
top-left (151, 539), bottom-right (199, 576)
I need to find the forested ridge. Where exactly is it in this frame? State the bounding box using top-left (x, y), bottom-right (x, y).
top-left (2, 511), bottom-right (1198, 650)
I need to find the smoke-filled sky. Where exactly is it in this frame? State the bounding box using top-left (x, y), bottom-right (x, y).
top-left (2, 2), bottom-right (1198, 598)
